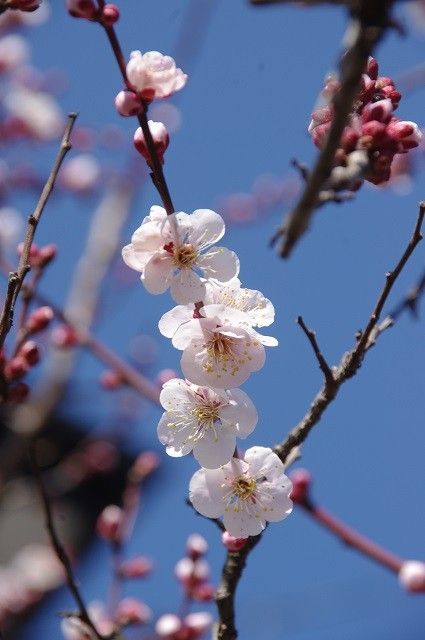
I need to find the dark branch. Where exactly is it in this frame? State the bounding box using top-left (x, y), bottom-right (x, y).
top-left (274, 202), bottom-right (424, 463)
top-left (274, 0), bottom-right (394, 258)
top-left (0, 113), bottom-right (77, 350)
top-left (297, 315), bottom-right (335, 387)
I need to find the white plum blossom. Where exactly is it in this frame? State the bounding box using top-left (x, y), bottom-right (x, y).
top-left (122, 206), bottom-right (239, 304)
top-left (189, 446), bottom-right (293, 537)
top-left (126, 50), bottom-right (187, 100)
top-left (157, 378), bottom-right (257, 468)
top-left (169, 304), bottom-right (276, 388)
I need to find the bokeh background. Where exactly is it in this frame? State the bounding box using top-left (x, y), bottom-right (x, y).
top-left (1, 0), bottom-right (424, 638)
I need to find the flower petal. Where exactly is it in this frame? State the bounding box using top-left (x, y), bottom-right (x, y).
top-left (170, 268), bottom-right (206, 304)
top-left (197, 247), bottom-right (239, 283)
top-left (259, 481), bottom-right (293, 523)
top-left (158, 305), bottom-right (193, 338)
top-left (193, 427), bottom-right (236, 469)
top-left (221, 388), bottom-right (258, 437)
top-left (172, 318), bottom-right (209, 350)
top-left (187, 209), bottom-right (225, 248)
top-left (223, 508), bottom-right (265, 538)
top-left (244, 447), bottom-right (284, 482)
top-left (159, 378), bottom-right (194, 411)
top-left (142, 253), bottom-right (174, 294)
top-left (157, 412), bottom-right (195, 456)
top-left (189, 468), bottom-right (226, 518)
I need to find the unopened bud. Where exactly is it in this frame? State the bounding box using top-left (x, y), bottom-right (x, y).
top-left (221, 531), bottom-right (248, 552)
top-left (101, 3), bottom-right (119, 26)
top-left (118, 556), bottom-right (153, 578)
top-left (26, 306), bottom-right (54, 333)
top-left (156, 368), bottom-right (179, 386)
top-left (96, 505), bottom-right (123, 542)
top-left (51, 324), bottom-right (79, 348)
top-left (191, 582), bottom-right (215, 602)
top-left (362, 98), bottom-right (393, 124)
top-left (115, 90), bottom-right (143, 117)
top-left (186, 534), bottom-right (208, 560)
top-left (7, 381), bottom-right (29, 402)
top-left (185, 612), bottom-right (213, 636)
top-left (134, 121), bottom-right (169, 164)
top-left (367, 57), bottom-right (379, 80)
top-left (100, 369), bottom-right (123, 390)
top-left (131, 451), bottom-right (160, 480)
top-left (37, 244), bottom-right (57, 267)
top-left (18, 340), bottom-right (40, 366)
top-left (115, 598), bottom-right (151, 626)
top-left (7, 0), bottom-right (40, 10)
top-left (399, 561), bottom-right (425, 593)
top-left (4, 356), bottom-right (29, 380)
top-left (66, 0), bottom-right (97, 20)
top-left (155, 614), bottom-right (182, 639)
top-left (289, 468), bottom-right (312, 504)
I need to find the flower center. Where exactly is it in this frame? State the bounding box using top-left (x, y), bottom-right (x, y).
top-left (232, 475), bottom-right (257, 500)
top-left (207, 333), bottom-right (235, 362)
top-left (192, 404), bottom-right (219, 426)
top-left (173, 243), bottom-right (198, 268)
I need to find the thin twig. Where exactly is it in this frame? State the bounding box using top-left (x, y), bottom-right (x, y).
top-left (296, 316), bottom-right (335, 387)
top-left (274, 202), bottom-right (424, 463)
top-left (274, 1), bottom-right (394, 258)
top-left (29, 443), bottom-right (105, 640)
top-left (0, 113), bottom-right (77, 349)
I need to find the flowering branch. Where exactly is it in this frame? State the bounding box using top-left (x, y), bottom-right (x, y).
top-left (0, 113), bottom-right (77, 350)
top-left (29, 443), bottom-right (106, 640)
top-left (272, 0), bottom-right (394, 258)
top-left (274, 201), bottom-right (424, 463)
top-left (95, 0), bottom-right (175, 216)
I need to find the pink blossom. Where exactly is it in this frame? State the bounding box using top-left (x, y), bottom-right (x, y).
top-left (126, 50), bottom-right (187, 100)
top-left (114, 90), bottom-right (143, 117)
top-left (114, 598), bottom-right (151, 625)
top-left (60, 154), bottom-right (100, 193)
top-left (0, 35), bottom-right (29, 73)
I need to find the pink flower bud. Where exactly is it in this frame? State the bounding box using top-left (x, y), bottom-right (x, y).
top-left (115, 598), bottom-right (151, 625)
top-left (185, 612), bottom-right (213, 637)
top-left (367, 57), bottom-right (379, 80)
top-left (17, 242), bottom-right (39, 261)
top-left (134, 121), bottom-right (169, 164)
top-left (7, 381), bottom-right (29, 402)
top-left (156, 368), bottom-right (179, 386)
top-left (18, 340), bottom-right (40, 366)
top-left (361, 120), bottom-right (387, 140)
top-left (186, 534), bottom-right (208, 559)
top-left (100, 369), bottom-right (123, 390)
top-left (289, 468), bottom-right (312, 504)
top-left (115, 90), bottom-right (143, 117)
top-left (191, 582), bottom-right (215, 602)
top-left (26, 306), bottom-right (54, 333)
top-left (221, 531), bottom-right (248, 552)
top-left (66, 0), bottom-right (97, 20)
top-left (398, 561), bottom-right (425, 593)
top-left (101, 3), bottom-right (119, 26)
top-left (118, 556), bottom-right (153, 578)
top-left (96, 505), bottom-right (123, 542)
top-left (130, 451), bottom-right (160, 479)
top-left (8, 0), bottom-right (41, 10)
top-left (37, 244), bottom-right (57, 267)
top-left (361, 99), bottom-right (393, 124)
top-left (51, 324), bottom-right (79, 348)
top-left (4, 356), bottom-right (29, 381)
top-left (155, 614), bottom-right (182, 639)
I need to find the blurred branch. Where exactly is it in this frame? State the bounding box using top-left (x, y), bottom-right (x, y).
top-left (0, 113), bottom-right (77, 349)
top-left (29, 443), bottom-right (105, 640)
top-left (272, 0), bottom-right (394, 258)
top-left (274, 202), bottom-right (424, 463)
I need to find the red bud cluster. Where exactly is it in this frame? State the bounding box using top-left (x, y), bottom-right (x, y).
top-left (308, 57), bottom-right (422, 188)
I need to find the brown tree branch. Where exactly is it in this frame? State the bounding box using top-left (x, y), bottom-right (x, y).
top-left (274, 202), bottom-right (424, 463)
top-left (273, 0), bottom-right (394, 258)
top-left (0, 113), bottom-right (77, 350)
top-left (296, 315), bottom-right (335, 387)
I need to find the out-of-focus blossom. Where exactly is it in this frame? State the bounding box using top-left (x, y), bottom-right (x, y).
top-left (150, 102), bottom-right (182, 133)
top-left (60, 154), bottom-right (101, 193)
top-left (0, 207), bottom-right (22, 250)
top-left (4, 86), bottom-right (63, 140)
top-left (185, 611), bottom-right (213, 637)
top-left (186, 533), bottom-right (208, 559)
top-left (190, 447), bottom-right (293, 537)
top-left (115, 89), bottom-right (143, 116)
top-left (118, 556), bottom-right (153, 578)
top-left (0, 0), bottom-right (49, 27)
top-left (61, 601), bottom-right (114, 640)
top-left (96, 505), bottom-right (123, 542)
top-left (155, 613), bottom-right (182, 639)
top-left (399, 560), bottom-right (425, 593)
top-left (8, 0), bottom-right (41, 10)
top-left (66, 0), bottom-right (97, 20)
top-left (12, 544), bottom-right (64, 592)
top-left (126, 50), bottom-right (187, 100)
top-left (114, 597), bottom-right (151, 625)
top-left (0, 35), bottom-right (29, 73)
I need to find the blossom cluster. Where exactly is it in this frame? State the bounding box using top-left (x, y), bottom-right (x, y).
top-left (121, 51), bottom-right (292, 538)
top-left (308, 57), bottom-right (422, 188)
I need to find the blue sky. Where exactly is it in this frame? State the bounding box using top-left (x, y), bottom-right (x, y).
top-left (16, 1), bottom-right (425, 638)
